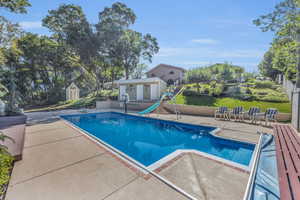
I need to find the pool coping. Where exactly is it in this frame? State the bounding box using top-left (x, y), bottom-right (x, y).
top-left (60, 111), bottom-right (254, 173)
top-left (60, 117), bottom-right (198, 200)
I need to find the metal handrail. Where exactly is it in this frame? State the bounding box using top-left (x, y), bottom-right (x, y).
top-left (242, 132), bottom-right (264, 200)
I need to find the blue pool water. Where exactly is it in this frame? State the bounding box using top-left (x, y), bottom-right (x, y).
top-left (61, 112), bottom-right (255, 167)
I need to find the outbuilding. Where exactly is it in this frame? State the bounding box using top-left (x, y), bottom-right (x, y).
top-left (116, 77), bottom-right (167, 102)
top-left (66, 82), bottom-right (80, 101)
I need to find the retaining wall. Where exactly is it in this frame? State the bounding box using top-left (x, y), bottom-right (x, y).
top-left (96, 101), bottom-right (291, 122)
top-left (163, 103), bottom-right (291, 122)
top-left (96, 100), bottom-right (154, 111)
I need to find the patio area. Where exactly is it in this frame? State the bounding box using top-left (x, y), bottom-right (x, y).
top-left (6, 109), bottom-right (272, 200)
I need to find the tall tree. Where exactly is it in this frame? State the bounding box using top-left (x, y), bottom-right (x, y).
top-left (114, 30), bottom-right (158, 79)
top-left (0, 0), bottom-right (30, 13)
top-left (253, 0), bottom-right (300, 86)
top-left (0, 1), bottom-right (25, 109)
top-left (97, 2), bottom-right (159, 79)
top-left (258, 49), bottom-right (281, 80)
top-left (42, 4), bottom-right (98, 64)
top-left (131, 63), bottom-right (148, 79)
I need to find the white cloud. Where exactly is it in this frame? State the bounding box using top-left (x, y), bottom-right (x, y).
top-left (19, 21), bottom-right (42, 29)
top-left (191, 38), bottom-right (219, 45)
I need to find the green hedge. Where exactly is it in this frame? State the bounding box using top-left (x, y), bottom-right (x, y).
top-left (0, 151), bottom-right (13, 195)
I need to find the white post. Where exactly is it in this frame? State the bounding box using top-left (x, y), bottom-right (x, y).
top-left (292, 89), bottom-right (300, 132)
top-left (136, 84), bottom-right (143, 101)
top-left (119, 85), bottom-right (126, 101)
top-left (150, 84), bottom-right (158, 100)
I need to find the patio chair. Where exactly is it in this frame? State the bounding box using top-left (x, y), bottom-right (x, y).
top-left (257, 108), bottom-right (278, 126)
top-left (229, 106), bottom-right (244, 121)
top-left (244, 107), bottom-right (260, 124)
top-left (214, 107), bottom-right (229, 120)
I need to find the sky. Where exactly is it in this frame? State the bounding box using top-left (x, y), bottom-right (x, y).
top-left (1, 0), bottom-right (283, 72)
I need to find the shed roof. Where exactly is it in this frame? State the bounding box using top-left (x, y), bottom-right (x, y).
top-left (66, 82), bottom-right (79, 90)
top-left (115, 77), bottom-right (165, 84)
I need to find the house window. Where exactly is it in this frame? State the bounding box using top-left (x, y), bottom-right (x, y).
top-left (169, 71), bottom-right (174, 75)
top-left (151, 73), bottom-right (155, 77)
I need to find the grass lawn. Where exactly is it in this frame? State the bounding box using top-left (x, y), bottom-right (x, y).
top-left (174, 94), bottom-right (291, 113)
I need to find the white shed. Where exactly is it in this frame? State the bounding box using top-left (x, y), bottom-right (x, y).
top-left (66, 82), bottom-right (80, 101)
top-left (116, 77), bottom-right (167, 101)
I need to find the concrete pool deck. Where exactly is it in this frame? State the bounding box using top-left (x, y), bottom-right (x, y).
top-left (6, 109), bottom-right (273, 200)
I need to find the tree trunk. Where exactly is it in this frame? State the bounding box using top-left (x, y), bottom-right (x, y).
top-left (196, 82), bottom-right (200, 93)
top-left (125, 67), bottom-right (129, 80)
top-left (8, 64), bottom-right (16, 112)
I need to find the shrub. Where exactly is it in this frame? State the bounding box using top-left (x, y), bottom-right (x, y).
top-left (254, 80), bottom-right (274, 89)
top-left (245, 88), bottom-right (252, 95)
top-left (208, 83), bottom-right (223, 96)
top-left (0, 151), bottom-right (13, 195)
top-left (183, 90), bottom-right (199, 96)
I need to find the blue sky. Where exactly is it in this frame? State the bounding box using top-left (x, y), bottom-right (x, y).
top-left (2, 0), bottom-right (282, 72)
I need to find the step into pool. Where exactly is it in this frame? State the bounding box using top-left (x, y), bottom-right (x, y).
top-left (61, 112), bottom-right (255, 167)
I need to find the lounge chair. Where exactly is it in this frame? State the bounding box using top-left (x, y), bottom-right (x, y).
top-left (229, 106), bottom-right (244, 121)
top-left (257, 108), bottom-right (278, 126)
top-left (244, 107), bottom-right (260, 123)
top-left (215, 107), bottom-right (229, 120)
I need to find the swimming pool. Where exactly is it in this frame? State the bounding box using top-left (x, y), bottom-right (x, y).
top-left (61, 112), bottom-right (255, 167)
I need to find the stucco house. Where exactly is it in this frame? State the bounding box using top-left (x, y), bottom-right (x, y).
top-left (116, 77), bottom-right (167, 102)
top-left (146, 64), bottom-right (186, 85)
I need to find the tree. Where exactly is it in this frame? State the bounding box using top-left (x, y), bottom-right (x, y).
top-left (97, 2), bottom-right (159, 79)
top-left (131, 63), bottom-right (148, 79)
top-left (42, 4), bottom-right (100, 96)
top-left (272, 38), bottom-right (298, 80)
top-left (2, 39), bottom-right (23, 112)
top-left (0, 0), bottom-right (30, 112)
top-left (0, 16), bottom-right (21, 48)
top-left (184, 63), bottom-right (246, 84)
top-left (258, 49), bottom-right (280, 80)
top-left (114, 30), bottom-right (158, 79)
top-left (42, 4), bottom-right (98, 64)
top-left (0, 0), bottom-right (30, 13)
top-left (254, 0), bottom-right (300, 86)
top-left (0, 2), bottom-right (160, 107)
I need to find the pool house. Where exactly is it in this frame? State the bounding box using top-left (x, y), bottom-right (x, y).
top-left (116, 77), bottom-right (167, 102)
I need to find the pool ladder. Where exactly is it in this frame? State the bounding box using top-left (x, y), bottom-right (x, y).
top-left (173, 101), bottom-right (181, 120)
